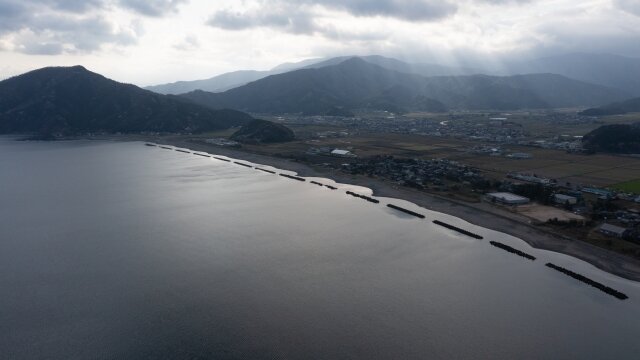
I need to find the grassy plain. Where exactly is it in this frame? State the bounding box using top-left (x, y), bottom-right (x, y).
top-left (613, 179), bottom-right (640, 194)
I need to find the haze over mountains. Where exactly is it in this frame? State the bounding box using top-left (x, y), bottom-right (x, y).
top-left (0, 66), bottom-right (251, 135)
top-left (180, 57), bottom-right (628, 114)
top-left (2, 52), bottom-right (639, 136)
top-left (146, 53), bottom-right (640, 98)
top-left (580, 97), bottom-right (640, 117)
top-left (144, 55), bottom-right (480, 95)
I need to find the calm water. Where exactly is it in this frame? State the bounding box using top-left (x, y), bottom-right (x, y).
top-left (1, 137), bottom-right (640, 359)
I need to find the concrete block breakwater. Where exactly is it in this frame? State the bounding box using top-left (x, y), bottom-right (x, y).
top-left (325, 185), bottom-right (338, 190)
top-left (194, 153), bottom-right (210, 158)
top-left (256, 168), bottom-right (276, 174)
top-left (387, 204), bottom-right (425, 219)
top-left (346, 191), bottom-right (380, 204)
top-left (175, 149), bottom-right (191, 154)
top-left (280, 174), bottom-right (306, 182)
top-left (310, 181), bottom-right (324, 186)
top-left (213, 157), bottom-right (230, 162)
top-left (490, 241), bottom-right (536, 261)
top-left (160, 146), bottom-right (172, 150)
top-left (545, 263), bottom-right (628, 300)
top-left (145, 143), bottom-right (156, 147)
top-left (234, 162), bottom-right (252, 168)
top-left (433, 220), bottom-right (483, 239)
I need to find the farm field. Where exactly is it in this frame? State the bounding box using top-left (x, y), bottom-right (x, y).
top-left (613, 179), bottom-right (640, 194)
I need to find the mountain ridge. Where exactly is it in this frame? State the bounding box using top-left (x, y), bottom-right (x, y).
top-left (179, 58), bottom-right (628, 114)
top-left (0, 65), bottom-right (252, 135)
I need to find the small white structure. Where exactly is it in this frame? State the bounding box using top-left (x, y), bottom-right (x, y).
top-left (598, 223), bottom-right (629, 238)
top-left (486, 192), bottom-right (530, 205)
top-left (331, 149), bottom-right (355, 157)
top-left (554, 194), bottom-right (578, 205)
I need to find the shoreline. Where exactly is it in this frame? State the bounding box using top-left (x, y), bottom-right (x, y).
top-left (171, 138), bottom-right (640, 282)
top-left (85, 135), bottom-right (640, 282)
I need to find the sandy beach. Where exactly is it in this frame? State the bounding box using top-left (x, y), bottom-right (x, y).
top-left (140, 137), bottom-right (640, 282)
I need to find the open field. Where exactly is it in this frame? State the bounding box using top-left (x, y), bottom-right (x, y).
top-left (191, 128), bottom-right (640, 188)
top-left (613, 179), bottom-right (640, 194)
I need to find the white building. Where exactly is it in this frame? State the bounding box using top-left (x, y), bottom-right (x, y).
top-left (331, 149), bottom-right (355, 157)
top-left (486, 192), bottom-right (530, 205)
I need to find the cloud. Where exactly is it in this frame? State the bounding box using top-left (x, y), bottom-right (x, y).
top-left (615, 0), bottom-right (640, 17)
top-left (0, 0), bottom-right (146, 54)
top-left (207, 7), bottom-right (317, 35)
top-left (206, 0), bottom-right (461, 35)
top-left (173, 34), bottom-right (200, 51)
top-left (303, 0), bottom-right (458, 22)
top-left (117, 0), bottom-right (188, 17)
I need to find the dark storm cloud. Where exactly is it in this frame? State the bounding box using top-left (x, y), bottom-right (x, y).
top-left (117, 0), bottom-right (188, 17)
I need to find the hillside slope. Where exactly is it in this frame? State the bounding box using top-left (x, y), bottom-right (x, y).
top-left (0, 66), bottom-right (252, 135)
top-left (180, 58), bottom-right (627, 114)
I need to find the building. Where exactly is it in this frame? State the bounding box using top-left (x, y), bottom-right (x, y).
top-left (598, 223), bottom-right (630, 238)
top-left (581, 187), bottom-right (613, 198)
top-left (507, 152), bottom-right (533, 159)
top-left (554, 194), bottom-right (578, 205)
top-left (486, 192), bottom-right (530, 205)
top-left (331, 149), bottom-right (355, 157)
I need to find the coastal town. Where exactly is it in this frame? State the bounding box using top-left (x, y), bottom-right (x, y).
top-left (190, 109), bottom-right (640, 260)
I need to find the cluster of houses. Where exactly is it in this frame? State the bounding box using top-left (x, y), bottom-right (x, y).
top-left (342, 156), bottom-right (487, 189)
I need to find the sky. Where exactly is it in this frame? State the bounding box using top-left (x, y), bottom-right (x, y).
top-left (0, 0), bottom-right (639, 86)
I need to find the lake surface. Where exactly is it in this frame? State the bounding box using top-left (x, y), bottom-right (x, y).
top-left (1, 137), bottom-right (640, 359)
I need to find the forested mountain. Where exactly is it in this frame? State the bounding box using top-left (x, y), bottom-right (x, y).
top-left (180, 58), bottom-right (627, 114)
top-left (583, 123), bottom-right (640, 154)
top-left (0, 66), bottom-right (252, 135)
top-left (145, 55), bottom-right (477, 95)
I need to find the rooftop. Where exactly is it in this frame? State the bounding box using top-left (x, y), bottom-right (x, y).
top-left (487, 192), bottom-right (529, 202)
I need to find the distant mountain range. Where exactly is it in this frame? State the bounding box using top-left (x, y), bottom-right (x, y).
top-left (180, 58), bottom-right (628, 114)
top-left (0, 66), bottom-right (252, 135)
top-left (144, 55), bottom-right (479, 95)
top-left (146, 53), bottom-right (640, 97)
top-left (501, 53), bottom-right (640, 96)
top-left (580, 96), bottom-right (640, 116)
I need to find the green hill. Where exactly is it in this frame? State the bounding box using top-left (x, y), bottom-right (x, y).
top-left (230, 119), bottom-right (295, 144)
top-left (582, 123), bottom-right (640, 154)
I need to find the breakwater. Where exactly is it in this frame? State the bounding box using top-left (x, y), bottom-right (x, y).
top-left (325, 185), bottom-right (337, 190)
top-left (490, 241), bottom-right (536, 261)
top-left (310, 181), bottom-right (324, 186)
top-left (432, 220), bottom-right (483, 239)
top-left (175, 149), bottom-right (191, 154)
top-left (234, 162), bottom-right (252, 168)
top-left (280, 174), bottom-right (306, 182)
top-left (145, 143), bottom-right (156, 147)
top-left (160, 146), bottom-right (172, 150)
top-left (256, 168), bottom-right (276, 174)
top-left (386, 204), bottom-right (425, 219)
top-left (346, 191), bottom-right (380, 204)
top-left (545, 263), bottom-right (628, 300)
top-left (213, 157), bottom-right (230, 162)
top-left (194, 153), bottom-right (210, 158)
